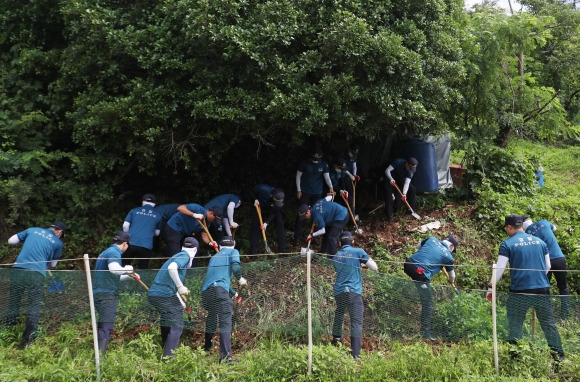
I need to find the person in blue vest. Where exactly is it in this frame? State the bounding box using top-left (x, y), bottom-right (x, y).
top-left (201, 236), bottom-right (246, 363)
top-left (298, 196), bottom-right (349, 256)
top-left (122, 194), bottom-right (163, 269)
top-left (250, 184), bottom-right (286, 254)
top-left (384, 157), bottom-right (418, 221)
top-left (294, 148), bottom-right (334, 245)
top-left (92, 231), bottom-right (138, 354)
top-left (329, 155), bottom-right (350, 209)
top-left (204, 194), bottom-right (241, 242)
top-left (163, 203), bottom-right (222, 258)
top-left (154, 203), bottom-right (181, 237)
top-left (343, 144), bottom-right (361, 219)
top-left (404, 235), bottom-right (457, 340)
top-left (486, 215), bottom-right (564, 361)
top-left (331, 231), bottom-right (378, 359)
top-left (522, 216), bottom-right (570, 319)
top-left (148, 237), bottom-right (199, 358)
top-left (5, 221), bottom-right (66, 347)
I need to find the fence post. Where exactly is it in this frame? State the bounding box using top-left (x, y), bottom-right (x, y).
top-left (83, 254), bottom-right (101, 381)
top-left (491, 263), bottom-right (499, 373)
top-left (307, 249), bottom-right (313, 375)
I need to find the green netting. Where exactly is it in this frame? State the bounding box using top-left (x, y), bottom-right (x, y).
top-left (1, 255), bottom-right (579, 356)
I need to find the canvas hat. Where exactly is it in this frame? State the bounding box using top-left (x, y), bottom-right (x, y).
top-left (113, 231), bottom-right (131, 243)
top-left (504, 214), bottom-right (523, 227)
top-left (445, 235), bottom-right (459, 253)
top-left (340, 231), bottom-right (354, 245)
top-left (208, 206), bottom-right (223, 224)
top-left (142, 194), bottom-right (156, 203)
top-left (272, 189), bottom-right (285, 208)
top-left (298, 204), bottom-right (310, 220)
top-left (183, 237), bottom-right (199, 249)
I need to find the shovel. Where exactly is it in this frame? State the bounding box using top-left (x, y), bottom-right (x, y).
top-left (254, 202), bottom-right (272, 254)
top-left (391, 182), bottom-right (421, 220)
top-left (179, 293), bottom-right (194, 323)
top-left (196, 217), bottom-right (219, 253)
top-left (128, 273), bottom-right (149, 291)
top-left (441, 267), bottom-right (460, 296)
top-left (47, 270), bottom-right (65, 293)
top-left (340, 191), bottom-right (363, 234)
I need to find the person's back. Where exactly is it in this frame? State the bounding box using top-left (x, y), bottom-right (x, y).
top-left (500, 230), bottom-right (549, 291)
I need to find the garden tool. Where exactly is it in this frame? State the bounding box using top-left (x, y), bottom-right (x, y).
top-left (300, 224), bottom-right (315, 256)
top-left (340, 191), bottom-right (363, 234)
top-left (392, 182), bottom-right (421, 220)
top-left (254, 201), bottom-right (272, 254)
top-left (196, 217), bottom-right (219, 253)
top-left (128, 273), bottom-right (149, 291)
top-left (179, 293), bottom-right (193, 323)
top-left (441, 267), bottom-right (460, 296)
top-left (47, 270), bottom-right (65, 292)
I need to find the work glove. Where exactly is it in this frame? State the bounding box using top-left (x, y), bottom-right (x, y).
top-left (355, 175), bottom-right (360, 182)
top-left (238, 277), bottom-right (247, 286)
top-left (401, 195), bottom-right (407, 202)
top-left (260, 223), bottom-right (268, 231)
top-left (349, 174), bottom-right (355, 181)
top-left (254, 199), bottom-right (260, 207)
top-left (235, 292), bottom-right (243, 304)
top-left (306, 234), bottom-right (313, 243)
top-left (340, 190), bottom-right (348, 199)
top-left (124, 265), bottom-right (134, 273)
top-left (230, 221), bottom-right (239, 229)
top-left (390, 179), bottom-right (397, 186)
top-left (209, 241), bottom-right (219, 250)
top-left (178, 286), bottom-right (190, 296)
top-left (486, 288), bottom-right (493, 301)
top-left (193, 213), bottom-right (204, 220)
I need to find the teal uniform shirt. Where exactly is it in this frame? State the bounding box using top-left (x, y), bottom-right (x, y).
top-left (124, 205), bottom-right (162, 249)
top-left (499, 231), bottom-right (550, 291)
top-left (93, 245), bottom-right (124, 294)
top-left (408, 237), bottom-right (454, 280)
top-left (298, 159), bottom-right (330, 194)
top-left (332, 245), bottom-right (370, 296)
top-left (155, 204), bottom-right (181, 221)
top-left (148, 251), bottom-right (190, 297)
top-left (311, 199), bottom-right (348, 230)
top-left (167, 203), bottom-right (206, 235)
top-left (201, 247), bottom-right (241, 292)
top-left (14, 227), bottom-right (63, 276)
top-left (525, 220), bottom-right (564, 260)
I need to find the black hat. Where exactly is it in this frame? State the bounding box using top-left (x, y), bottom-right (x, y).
top-left (298, 204), bottom-right (310, 220)
top-left (113, 231), bottom-right (131, 243)
top-left (407, 157), bottom-right (418, 168)
top-left (505, 214), bottom-right (523, 227)
top-left (183, 237), bottom-right (199, 249)
top-left (142, 194), bottom-right (156, 203)
top-left (340, 231), bottom-right (354, 245)
top-left (445, 235), bottom-right (459, 252)
top-left (50, 221), bottom-right (67, 231)
top-left (208, 206), bottom-right (223, 224)
top-left (272, 188), bottom-right (285, 208)
top-left (311, 148), bottom-right (323, 159)
top-left (220, 236), bottom-right (235, 247)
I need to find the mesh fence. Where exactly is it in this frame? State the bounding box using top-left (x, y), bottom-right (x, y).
top-left (1, 253), bottom-right (579, 357)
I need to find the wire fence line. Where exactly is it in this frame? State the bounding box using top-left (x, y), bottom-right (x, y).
top-left (1, 253), bottom-right (578, 360)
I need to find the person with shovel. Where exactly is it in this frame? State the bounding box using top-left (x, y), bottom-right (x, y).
top-left (204, 194), bottom-right (241, 242)
top-left (331, 231), bottom-right (378, 359)
top-left (148, 237), bottom-right (199, 358)
top-left (294, 148), bottom-right (334, 245)
top-left (384, 157), bottom-right (418, 221)
top-left (201, 236), bottom-right (247, 363)
top-left (5, 221), bottom-right (66, 348)
top-left (486, 214), bottom-right (564, 361)
top-left (163, 203), bottom-right (222, 258)
top-left (403, 234), bottom-right (458, 340)
top-left (122, 193), bottom-right (163, 269)
top-left (522, 216), bottom-right (570, 319)
top-left (343, 143), bottom-right (360, 220)
top-left (250, 184), bottom-right (286, 254)
top-left (92, 231), bottom-right (139, 354)
top-left (298, 195), bottom-right (349, 256)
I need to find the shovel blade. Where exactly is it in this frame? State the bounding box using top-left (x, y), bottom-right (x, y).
top-left (264, 241), bottom-right (272, 254)
top-left (411, 211), bottom-right (421, 220)
top-left (354, 227), bottom-right (363, 234)
top-left (48, 277), bottom-right (65, 292)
